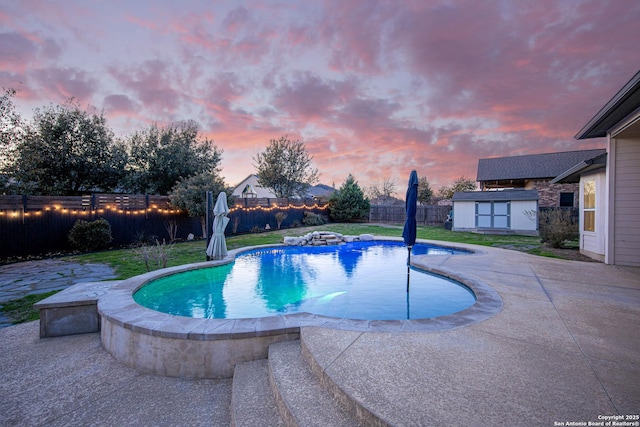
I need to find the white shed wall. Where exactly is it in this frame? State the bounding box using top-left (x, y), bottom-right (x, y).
top-left (452, 201), bottom-right (476, 229)
top-left (510, 200), bottom-right (538, 231)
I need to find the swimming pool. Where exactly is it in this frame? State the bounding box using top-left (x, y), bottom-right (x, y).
top-left (99, 238), bottom-right (503, 378)
top-left (134, 241), bottom-right (475, 321)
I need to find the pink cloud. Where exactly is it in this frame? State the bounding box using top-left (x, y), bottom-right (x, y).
top-left (125, 14), bottom-right (159, 31)
top-left (273, 72), bottom-right (348, 119)
top-left (0, 32), bottom-right (38, 74)
top-left (31, 67), bottom-right (97, 103)
top-left (103, 94), bottom-right (137, 114)
top-left (107, 60), bottom-right (183, 117)
top-left (2, 0), bottom-right (637, 191)
top-left (223, 6), bottom-right (249, 32)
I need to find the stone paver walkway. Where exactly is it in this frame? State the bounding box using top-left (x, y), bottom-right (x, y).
top-left (0, 260), bottom-right (116, 327)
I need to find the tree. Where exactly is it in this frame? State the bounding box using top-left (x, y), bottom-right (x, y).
top-left (123, 120), bottom-right (222, 195)
top-left (253, 135), bottom-right (319, 198)
top-left (168, 171), bottom-right (232, 238)
top-left (438, 176), bottom-right (476, 199)
top-left (0, 88), bottom-right (23, 189)
top-left (368, 177), bottom-right (398, 204)
top-left (417, 176), bottom-right (433, 205)
top-left (1, 88), bottom-right (23, 148)
top-left (329, 174), bottom-right (370, 221)
top-left (8, 100), bottom-right (127, 195)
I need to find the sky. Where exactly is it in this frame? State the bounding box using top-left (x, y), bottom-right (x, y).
top-left (1, 0), bottom-right (639, 194)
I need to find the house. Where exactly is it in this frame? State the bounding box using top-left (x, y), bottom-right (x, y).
top-left (451, 189), bottom-right (539, 235)
top-left (552, 70), bottom-right (640, 267)
top-left (232, 175), bottom-right (278, 199)
top-left (232, 174), bottom-right (336, 200)
top-left (477, 149), bottom-right (606, 207)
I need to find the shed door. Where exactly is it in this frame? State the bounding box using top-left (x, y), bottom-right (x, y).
top-left (476, 202), bottom-right (510, 229)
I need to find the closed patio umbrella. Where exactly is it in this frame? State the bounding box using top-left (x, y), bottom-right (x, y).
top-left (206, 192), bottom-right (230, 260)
top-left (402, 170), bottom-right (418, 292)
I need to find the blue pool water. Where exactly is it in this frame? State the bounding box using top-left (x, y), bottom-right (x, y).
top-left (134, 241), bottom-right (475, 321)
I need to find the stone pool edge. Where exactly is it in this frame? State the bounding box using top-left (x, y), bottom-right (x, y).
top-left (98, 237), bottom-right (503, 378)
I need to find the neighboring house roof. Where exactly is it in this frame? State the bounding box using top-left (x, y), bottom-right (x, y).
top-left (551, 152), bottom-right (607, 184)
top-left (452, 189), bottom-right (539, 202)
top-left (476, 149), bottom-right (607, 182)
top-left (575, 70), bottom-right (640, 139)
top-left (306, 183), bottom-right (335, 198)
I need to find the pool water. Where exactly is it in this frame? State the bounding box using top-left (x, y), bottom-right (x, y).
top-left (134, 241), bottom-right (476, 321)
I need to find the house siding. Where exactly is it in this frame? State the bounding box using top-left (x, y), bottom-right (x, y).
top-left (610, 136), bottom-right (640, 267)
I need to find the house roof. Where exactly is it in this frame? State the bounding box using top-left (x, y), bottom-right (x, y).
top-left (551, 152), bottom-right (607, 184)
top-left (476, 149), bottom-right (606, 182)
top-left (306, 184), bottom-right (335, 198)
top-left (452, 189), bottom-right (539, 202)
top-left (575, 70), bottom-right (640, 139)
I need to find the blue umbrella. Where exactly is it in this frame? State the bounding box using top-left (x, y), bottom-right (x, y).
top-left (402, 170), bottom-right (418, 292)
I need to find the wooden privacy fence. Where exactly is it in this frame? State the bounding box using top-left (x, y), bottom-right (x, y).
top-left (0, 194), bottom-right (329, 259)
top-left (369, 204), bottom-right (450, 225)
top-left (0, 193), bottom-right (175, 213)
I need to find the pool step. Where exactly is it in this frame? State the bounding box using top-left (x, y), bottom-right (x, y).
top-left (231, 359), bottom-right (284, 427)
top-left (268, 340), bottom-right (359, 427)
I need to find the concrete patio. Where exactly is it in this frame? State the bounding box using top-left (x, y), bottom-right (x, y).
top-left (1, 242), bottom-right (639, 426)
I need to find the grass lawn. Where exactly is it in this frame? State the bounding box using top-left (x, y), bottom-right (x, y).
top-left (0, 223), bottom-right (553, 325)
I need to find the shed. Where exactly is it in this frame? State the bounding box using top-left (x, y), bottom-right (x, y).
top-left (452, 189), bottom-right (539, 235)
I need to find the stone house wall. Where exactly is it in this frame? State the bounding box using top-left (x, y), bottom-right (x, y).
top-left (527, 180), bottom-right (579, 208)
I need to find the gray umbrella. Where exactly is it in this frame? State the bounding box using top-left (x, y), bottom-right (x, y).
top-left (206, 192), bottom-right (230, 260)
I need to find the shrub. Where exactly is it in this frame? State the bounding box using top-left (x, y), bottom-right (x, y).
top-left (136, 239), bottom-right (173, 271)
top-left (303, 211), bottom-right (326, 226)
top-left (329, 174), bottom-right (370, 221)
top-left (275, 212), bottom-right (288, 229)
top-left (68, 219), bottom-right (113, 252)
top-left (537, 208), bottom-right (578, 248)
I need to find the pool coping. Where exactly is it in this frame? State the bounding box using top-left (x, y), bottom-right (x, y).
top-left (97, 237), bottom-right (503, 340)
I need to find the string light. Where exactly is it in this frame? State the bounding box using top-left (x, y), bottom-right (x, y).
top-left (0, 199), bottom-right (328, 219)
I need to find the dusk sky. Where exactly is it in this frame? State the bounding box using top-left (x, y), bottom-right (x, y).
top-left (2, 0), bottom-right (639, 193)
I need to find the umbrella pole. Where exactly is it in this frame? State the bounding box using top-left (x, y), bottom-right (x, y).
top-left (406, 246), bottom-right (411, 293)
top-left (205, 191), bottom-right (212, 261)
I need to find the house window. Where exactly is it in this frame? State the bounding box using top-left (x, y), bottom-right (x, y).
top-left (559, 192), bottom-right (574, 207)
top-left (583, 180), bottom-right (595, 232)
top-left (476, 201), bottom-right (510, 229)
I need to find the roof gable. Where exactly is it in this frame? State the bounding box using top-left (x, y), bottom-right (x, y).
top-left (477, 149), bottom-right (606, 182)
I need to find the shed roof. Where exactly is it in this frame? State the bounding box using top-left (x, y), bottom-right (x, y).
top-left (452, 189), bottom-right (539, 202)
top-left (575, 70), bottom-right (640, 139)
top-left (476, 149), bottom-right (606, 181)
